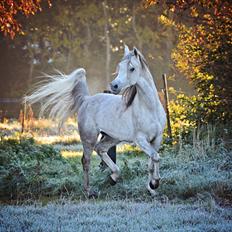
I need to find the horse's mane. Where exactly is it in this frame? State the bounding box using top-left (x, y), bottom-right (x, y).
top-left (138, 53), bottom-right (148, 70)
top-left (122, 85), bottom-right (137, 108)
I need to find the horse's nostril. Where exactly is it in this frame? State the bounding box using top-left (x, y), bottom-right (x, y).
top-left (114, 84), bottom-right (118, 89)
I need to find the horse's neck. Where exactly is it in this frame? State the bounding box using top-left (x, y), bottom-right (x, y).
top-left (135, 70), bottom-right (160, 111)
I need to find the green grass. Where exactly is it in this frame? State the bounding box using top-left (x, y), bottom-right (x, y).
top-left (0, 122), bottom-right (232, 231)
top-left (0, 136), bottom-right (231, 206)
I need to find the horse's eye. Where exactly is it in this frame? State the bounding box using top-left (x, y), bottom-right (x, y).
top-left (129, 67), bottom-right (135, 72)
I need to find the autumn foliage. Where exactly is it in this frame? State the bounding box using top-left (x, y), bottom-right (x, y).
top-left (0, 0), bottom-right (51, 38)
top-left (146, 0), bottom-right (232, 134)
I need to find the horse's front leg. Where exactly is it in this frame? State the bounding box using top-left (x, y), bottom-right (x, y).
top-left (136, 135), bottom-right (161, 195)
top-left (94, 134), bottom-right (120, 183)
top-left (148, 155), bottom-right (160, 189)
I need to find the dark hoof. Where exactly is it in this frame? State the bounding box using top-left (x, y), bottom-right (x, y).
top-left (88, 190), bottom-right (99, 199)
top-left (149, 179), bottom-right (160, 190)
top-left (109, 176), bottom-right (117, 186)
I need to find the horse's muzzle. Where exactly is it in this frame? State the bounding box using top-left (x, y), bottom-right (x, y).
top-left (110, 81), bottom-right (121, 94)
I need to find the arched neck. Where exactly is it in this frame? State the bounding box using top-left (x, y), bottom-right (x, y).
top-left (135, 69), bottom-right (160, 110)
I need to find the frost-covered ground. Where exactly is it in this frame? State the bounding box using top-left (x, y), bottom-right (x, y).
top-left (1, 121), bottom-right (232, 231)
top-left (1, 200), bottom-right (231, 232)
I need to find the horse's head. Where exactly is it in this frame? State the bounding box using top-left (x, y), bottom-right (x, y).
top-left (110, 45), bottom-right (147, 94)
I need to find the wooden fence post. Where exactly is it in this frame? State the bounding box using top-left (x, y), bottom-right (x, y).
top-left (21, 101), bottom-right (27, 133)
top-left (162, 74), bottom-right (172, 140)
top-left (0, 110), bottom-right (4, 123)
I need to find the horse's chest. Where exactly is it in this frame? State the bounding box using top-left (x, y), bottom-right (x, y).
top-left (134, 109), bottom-right (158, 132)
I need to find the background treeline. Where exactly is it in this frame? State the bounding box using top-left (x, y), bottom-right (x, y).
top-left (0, 0), bottom-right (190, 97)
top-left (0, 0), bottom-right (231, 141)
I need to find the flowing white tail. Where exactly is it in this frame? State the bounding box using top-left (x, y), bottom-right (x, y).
top-left (25, 68), bottom-right (89, 128)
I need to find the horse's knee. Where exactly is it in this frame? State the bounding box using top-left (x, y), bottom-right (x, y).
top-left (81, 155), bottom-right (90, 164)
top-left (151, 152), bottom-right (160, 162)
top-left (81, 155), bottom-right (90, 170)
top-left (94, 143), bottom-right (104, 155)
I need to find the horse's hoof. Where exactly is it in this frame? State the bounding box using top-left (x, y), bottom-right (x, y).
top-left (109, 172), bottom-right (119, 186)
top-left (109, 176), bottom-right (117, 186)
top-left (149, 179), bottom-right (160, 190)
top-left (147, 182), bottom-right (157, 196)
top-left (88, 190), bottom-right (99, 199)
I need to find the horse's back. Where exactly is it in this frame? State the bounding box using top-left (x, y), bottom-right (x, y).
top-left (78, 93), bottom-right (134, 141)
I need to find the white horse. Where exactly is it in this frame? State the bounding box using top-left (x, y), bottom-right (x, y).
top-left (25, 45), bottom-right (166, 196)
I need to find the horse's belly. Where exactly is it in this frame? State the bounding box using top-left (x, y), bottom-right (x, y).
top-left (95, 104), bottom-right (134, 141)
top-left (97, 119), bottom-right (134, 142)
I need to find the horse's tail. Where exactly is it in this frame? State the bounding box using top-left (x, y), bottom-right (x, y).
top-left (25, 68), bottom-right (89, 128)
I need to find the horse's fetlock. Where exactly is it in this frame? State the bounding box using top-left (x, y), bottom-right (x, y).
top-left (115, 166), bottom-right (120, 175)
top-left (110, 173), bottom-right (119, 182)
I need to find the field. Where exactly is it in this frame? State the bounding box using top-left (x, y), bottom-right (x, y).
top-left (2, 200), bottom-right (232, 231)
top-left (0, 119), bottom-right (232, 231)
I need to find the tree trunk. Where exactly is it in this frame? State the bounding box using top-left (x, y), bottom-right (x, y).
top-left (65, 49), bottom-right (72, 73)
top-left (132, 3), bottom-right (142, 51)
top-left (84, 21), bottom-right (92, 61)
top-left (27, 47), bottom-right (35, 88)
top-left (102, 0), bottom-right (111, 86)
top-left (164, 3), bottom-right (174, 76)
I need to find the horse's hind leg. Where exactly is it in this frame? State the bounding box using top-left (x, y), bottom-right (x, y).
top-left (81, 143), bottom-right (93, 195)
top-left (94, 134), bottom-right (120, 183)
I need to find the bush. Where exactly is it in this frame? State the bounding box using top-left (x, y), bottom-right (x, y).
top-left (0, 134), bottom-right (231, 204)
top-left (0, 138), bottom-right (81, 201)
top-left (167, 92), bottom-right (232, 146)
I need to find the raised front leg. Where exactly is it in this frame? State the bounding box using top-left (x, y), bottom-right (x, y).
top-left (135, 135), bottom-right (161, 195)
top-left (94, 134), bottom-right (120, 183)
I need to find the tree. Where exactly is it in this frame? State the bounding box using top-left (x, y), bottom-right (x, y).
top-left (146, 0), bottom-right (232, 124)
top-left (0, 0), bottom-right (51, 38)
top-left (21, 0), bottom-right (178, 90)
top-left (1, 0), bottom-right (185, 100)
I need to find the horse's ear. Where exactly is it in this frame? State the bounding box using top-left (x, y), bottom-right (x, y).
top-left (124, 44), bottom-right (130, 56)
top-left (133, 47), bottom-right (138, 57)
top-left (133, 47), bottom-right (147, 69)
